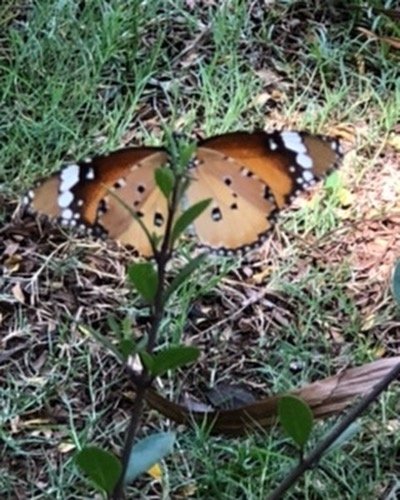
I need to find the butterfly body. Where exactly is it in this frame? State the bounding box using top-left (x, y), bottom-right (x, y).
top-left (23, 130), bottom-right (343, 256)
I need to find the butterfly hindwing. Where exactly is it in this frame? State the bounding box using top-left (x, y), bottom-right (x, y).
top-left (95, 151), bottom-right (170, 256)
top-left (186, 148), bottom-right (278, 252)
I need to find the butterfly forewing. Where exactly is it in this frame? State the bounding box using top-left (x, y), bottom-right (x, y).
top-left (301, 135), bottom-right (342, 176)
top-left (78, 148), bottom-right (166, 224)
top-left (28, 175), bottom-right (65, 218)
top-left (26, 148), bottom-right (165, 226)
top-left (200, 131), bottom-right (342, 207)
top-left (186, 148), bottom-right (277, 251)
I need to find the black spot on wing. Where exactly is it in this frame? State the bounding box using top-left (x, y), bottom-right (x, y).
top-left (211, 207), bottom-right (222, 222)
top-left (154, 212), bottom-right (164, 227)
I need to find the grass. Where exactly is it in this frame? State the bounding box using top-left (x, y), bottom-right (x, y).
top-left (1, 0), bottom-right (400, 498)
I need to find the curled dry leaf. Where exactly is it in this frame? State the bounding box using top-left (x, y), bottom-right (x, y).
top-left (145, 357), bottom-right (400, 435)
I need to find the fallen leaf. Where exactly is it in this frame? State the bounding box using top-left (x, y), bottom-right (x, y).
top-left (252, 91), bottom-right (272, 107)
top-left (147, 463), bottom-right (162, 480)
top-left (361, 313), bottom-right (376, 331)
top-left (12, 282), bottom-right (25, 303)
top-left (337, 187), bottom-right (354, 208)
top-left (58, 442), bottom-right (76, 453)
top-left (173, 481), bottom-right (198, 498)
top-left (255, 68), bottom-right (282, 86)
top-left (252, 267), bottom-right (272, 284)
top-left (4, 254), bottom-right (22, 273)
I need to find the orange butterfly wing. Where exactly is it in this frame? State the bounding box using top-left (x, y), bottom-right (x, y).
top-left (186, 147), bottom-right (278, 252)
top-left (25, 131), bottom-right (342, 255)
top-left (200, 131), bottom-right (342, 208)
top-left (25, 148), bottom-right (169, 255)
top-left (95, 151), bottom-right (170, 256)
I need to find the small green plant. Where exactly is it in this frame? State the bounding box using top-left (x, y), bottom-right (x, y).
top-left (75, 138), bottom-right (210, 499)
top-left (278, 395), bottom-right (314, 458)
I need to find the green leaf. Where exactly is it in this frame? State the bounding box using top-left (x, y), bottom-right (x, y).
top-left (163, 253), bottom-right (207, 304)
top-left (124, 432), bottom-right (176, 484)
top-left (118, 338), bottom-right (136, 361)
top-left (139, 350), bottom-right (154, 372)
top-left (278, 395), bottom-right (314, 448)
top-left (121, 315), bottom-right (133, 337)
top-left (151, 345), bottom-right (200, 376)
top-left (107, 314), bottom-right (132, 340)
top-left (107, 314), bottom-right (121, 335)
top-left (324, 170), bottom-right (340, 190)
top-left (179, 143), bottom-right (196, 167)
top-left (128, 262), bottom-right (158, 303)
top-left (392, 260), bottom-right (400, 305)
top-left (171, 199), bottom-right (211, 244)
top-left (75, 446), bottom-right (122, 494)
top-left (155, 167), bottom-right (175, 199)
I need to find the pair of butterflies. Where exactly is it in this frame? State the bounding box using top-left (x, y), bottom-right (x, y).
top-left (23, 130), bottom-right (343, 256)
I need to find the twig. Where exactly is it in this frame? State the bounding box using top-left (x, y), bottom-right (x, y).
top-left (267, 360), bottom-right (400, 500)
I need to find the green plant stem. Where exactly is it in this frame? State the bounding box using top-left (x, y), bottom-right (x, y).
top-left (146, 173), bottom-right (181, 352)
top-left (111, 175), bottom-right (182, 499)
top-left (110, 262), bottom-right (166, 499)
top-left (267, 360), bottom-right (400, 500)
top-left (110, 389), bottom-right (147, 499)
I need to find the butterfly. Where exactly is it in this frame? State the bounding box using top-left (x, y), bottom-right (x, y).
top-left (23, 130), bottom-right (343, 256)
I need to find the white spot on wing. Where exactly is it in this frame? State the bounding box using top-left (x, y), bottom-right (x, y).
top-left (61, 208), bottom-right (74, 220)
top-left (331, 140), bottom-right (343, 154)
top-left (58, 191), bottom-right (74, 208)
top-left (302, 170), bottom-right (314, 182)
top-left (60, 164), bottom-right (80, 192)
top-left (86, 167), bottom-right (95, 180)
top-left (296, 153), bottom-right (313, 169)
top-left (281, 132), bottom-right (306, 154)
top-left (269, 139), bottom-right (278, 150)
